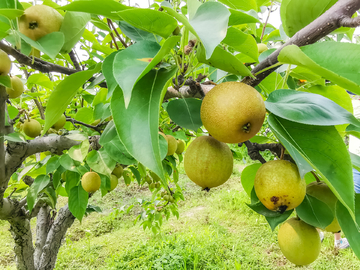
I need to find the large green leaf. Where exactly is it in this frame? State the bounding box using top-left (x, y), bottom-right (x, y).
top-left (218, 0), bottom-right (257, 11)
top-left (0, 8), bottom-right (23, 19)
top-left (118, 21), bottom-right (160, 42)
top-left (280, 0), bottom-right (337, 37)
top-left (265, 90), bottom-right (360, 126)
top-left (44, 63), bottom-right (101, 134)
top-left (268, 114), bottom-right (355, 220)
top-left (278, 43), bottom-right (360, 95)
top-left (196, 44), bottom-right (253, 77)
top-left (68, 140), bottom-right (90, 163)
top-left (222, 27), bottom-right (258, 61)
top-left (102, 51), bottom-right (120, 97)
top-left (60, 11), bottom-right (91, 54)
top-left (189, 2), bottom-right (230, 59)
top-left (336, 196), bottom-right (360, 257)
top-left (228, 9), bottom-right (259, 26)
top-left (111, 67), bottom-right (177, 183)
top-left (18, 31), bottom-right (64, 59)
top-left (86, 149), bottom-right (116, 178)
top-left (295, 194), bottom-right (334, 230)
top-left (117, 8), bottom-right (178, 38)
top-left (61, 0), bottom-right (131, 20)
top-left (26, 175), bottom-right (50, 212)
top-left (103, 137), bottom-right (137, 166)
top-left (240, 163), bottom-right (262, 197)
top-left (69, 185), bottom-right (88, 222)
top-left (166, 98), bottom-right (202, 131)
top-left (113, 37), bottom-right (180, 107)
top-left (98, 120), bottom-right (117, 145)
top-left (258, 73), bottom-right (286, 95)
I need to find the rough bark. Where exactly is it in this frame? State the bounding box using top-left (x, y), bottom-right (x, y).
top-left (37, 205), bottom-right (76, 270)
top-left (9, 214), bottom-right (35, 270)
top-left (0, 86), bottom-right (6, 208)
top-left (34, 206), bottom-right (51, 269)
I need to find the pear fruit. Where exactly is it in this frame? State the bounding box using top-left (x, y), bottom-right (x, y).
top-left (52, 114), bottom-right (66, 130)
top-left (109, 174), bottom-right (119, 191)
top-left (19, 5), bottom-right (63, 41)
top-left (81, 172), bottom-right (101, 193)
top-left (184, 136), bottom-right (233, 189)
top-left (175, 139), bottom-right (185, 154)
top-left (254, 160), bottom-right (305, 213)
top-left (6, 76), bottom-right (24, 99)
top-left (278, 217), bottom-right (321, 265)
top-left (257, 43), bottom-right (268, 54)
top-left (23, 119), bottom-right (42, 138)
top-left (200, 82), bottom-right (266, 143)
top-left (112, 165), bottom-right (123, 178)
top-left (306, 181), bottom-right (341, 232)
top-left (0, 49), bottom-right (11, 76)
top-left (166, 135), bottom-right (177, 156)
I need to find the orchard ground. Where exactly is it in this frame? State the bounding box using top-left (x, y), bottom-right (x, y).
top-left (1, 160), bottom-right (359, 270)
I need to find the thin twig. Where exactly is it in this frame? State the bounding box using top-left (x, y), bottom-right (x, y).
top-left (107, 19), bottom-right (128, 48)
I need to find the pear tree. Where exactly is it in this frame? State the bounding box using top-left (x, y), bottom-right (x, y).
top-left (0, 0), bottom-right (360, 269)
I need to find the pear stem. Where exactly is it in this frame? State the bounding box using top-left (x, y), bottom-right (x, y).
top-left (311, 171), bottom-right (321, 183)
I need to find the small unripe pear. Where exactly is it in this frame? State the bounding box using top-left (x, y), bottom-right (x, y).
top-left (81, 172), bottom-right (101, 193)
top-left (52, 114), bottom-right (66, 130)
top-left (257, 43), bottom-right (268, 54)
top-left (175, 139), bottom-right (186, 154)
top-left (112, 165), bottom-right (123, 178)
top-left (166, 135), bottom-right (177, 156)
top-left (23, 119), bottom-right (41, 138)
top-left (109, 174), bottom-right (119, 191)
top-left (6, 76), bottom-right (24, 99)
top-left (0, 49), bottom-right (11, 76)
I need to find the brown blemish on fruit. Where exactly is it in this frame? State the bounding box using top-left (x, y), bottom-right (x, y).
top-left (271, 196), bottom-right (279, 204)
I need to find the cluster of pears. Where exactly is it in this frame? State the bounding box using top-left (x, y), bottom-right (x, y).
top-left (159, 132), bottom-right (185, 156)
top-left (145, 172), bottom-right (161, 190)
top-left (184, 82), bottom-right (266, 189)
top-left (160, 189), bottom-right (175, 203)
top-left (79, 165), bottom-right (124, 193)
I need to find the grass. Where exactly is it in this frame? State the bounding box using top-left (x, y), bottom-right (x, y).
top-left (1, 161), bottom-right (360, 269)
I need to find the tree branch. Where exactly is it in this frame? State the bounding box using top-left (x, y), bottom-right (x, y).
top-left (69, 50), bottom-right (81, 71)
top-left (243, 0), bottom-right (360, 87)
top-left (34, 205), bottom-right (51, 269)
top-left (339, 16), bottom-right (360, 27)
top-left (37, 204), bottom-right (75, 270)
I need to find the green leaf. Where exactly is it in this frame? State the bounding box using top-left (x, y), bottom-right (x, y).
top-left (99, 120), bottom-right (116, 145)
top-left (69, 185), bottom-right (89, 222)
top-left (5, 133), bottom-right (25, 142)
top-left (111, 67), bottom-right (177, 183)
top-left (161, 6), bottom-right (197, 39)
top-left (247, 188), bottom-right (288, 217)
top-left (268, 114), bottom-right (355, 221)
top-left (218, 0), bottom-right (257, 11)
top-left (265, 90), bottom-right (359, 126)
top-left (189, 2), bottom-right (230, 59)
top-left (27, 175), bottom-right (50, 212)
top-left (118, 21), bottom-right (160, 42)
top-left (59, 154), bottom-right (79, 172)
top-left (166, 98), bottom-right (202, 131)
top-left (64, 171), bottom-right (81, 195)
top-left (100, 174), bottom-right (111, 197)
top-left (0, 75), bottom-right (10, 88)
top-left (336, 196), bottom-right (360, 257)
top-left (86, 149), bottom-right (116, 178)
top-left (265, 210), bottom-right (293, 231)
top-left (0, 8), bottom-right (23, 19)
top-left (60, 11), bottom-right (91, 54)
top-left (46, 156), bottom-right (60, 174)
top-left (222, 27), bottom-right (258, 61)
top-left (196, 44), bottom-right (253, 77)
top-left (117, 8), bottom-right (178, 38)
top-left (113, 37), bottom-right (179, 107)
top-left (68, 140), bottom-right (90, 163)
top-left (258, 73), bottom-right (287, 95)
top-left (42, 187), bottom-right (57, 209)
top-left (280, 0), bottom-right (337, 37)
top-left (92, 88), bottom-right (108, 106)
top-left (75, 107), bottom-right (94, 124)
top-left (228, 9), bottom-right (259, 26)
top-left (241, 163), bottom-right (262, 197)
top-left (278, 43), bottom-right (360, 95)
top-left (295, 194), bottom-right (334, 230)
top-left (61, 0), bottom-right (131, 20)
top-left (27, 73), bottom-right (54, 89)
top-left (350, 153), bottom-right (360, 171)
top-left (18, 31), bottom-right (64, 59)
top-left (44, 63), bottom-right (101, 134)
top-left (102, 51), bottom-right (120, 97)
top-left (103, 137), bottom-right (137, 165)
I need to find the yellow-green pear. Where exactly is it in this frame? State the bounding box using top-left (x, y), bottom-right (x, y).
top-left (175, 139), bottom-right (185, 154)
top-left (52, 114), bottom-right (66, 130)
top-left (23, 119), bottom-right (41, 138)
top-left (6, 76), bottom-right (24, 99)
top-left (109, 174), bottom-right (119, 191)
top-left (257, 43), bottom-right (268, 54)
top-left (0, 49), bottom-right (11, 76)
top-left (278, 217), bottom-right (321, 265)
top-left (166, 135), bottom-right (177, 156)
top-left (112, 165), bottom-right (123, 178)
top-left (19, 5), bottom-right (63, 41)
top-left (81, 172), bottom-right (101, 193)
